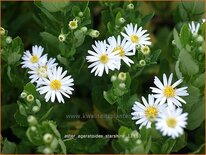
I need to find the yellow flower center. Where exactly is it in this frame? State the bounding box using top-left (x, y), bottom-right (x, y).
top-left (30, 55), bottom-right (39, 63)
top-left (50, 80), bottom-right (62, 90)
top-left (130, 35), bottom-right (139, 43)
top-left (69, 20), bottom-right (78, 29)
top-left (113, 46), bottom-right (125, 57)
top-left (166, 117), bottom-right (177, 128)
top-left (37, 66), bottom-right (48, 78)
top-left (100, 54), bottom-right (109, 64)
top-left (164, 86), bottom-right (175, 98)
top-left (145, 106), bottom-right (158, 121)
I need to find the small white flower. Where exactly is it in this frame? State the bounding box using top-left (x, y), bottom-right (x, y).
top-left (202, 19), bottom-right (205, 23)
top-left (68, 19), bottom-right (78, 30)
top-left (21, 45), bottom-right (47, 68)
top-left (28, 58), bottom-right (58, 87)
top-left (188, 21), bottom-right (200, 34)
top-left (37, 66), bottom-right (74, 103)
top-left (150, 73), bottom-right (189, 107)
top-left (121, 23), bottom-right (151, 54)
top-left (108, 35), bottom-right (134, 67)
top-left (131, 94), bottom-right (166, 129)
top-left (156, 105), bottom-right (188, 139)
top-left (86, 40), bottom-right (121, 77)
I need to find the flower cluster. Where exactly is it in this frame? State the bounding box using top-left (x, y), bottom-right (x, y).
top-left (21, 45), bottom-right (74, 103)
top-left (86, 23), bottom-right (151, 76)
top-left (131, 73), bottom-right (189, 139)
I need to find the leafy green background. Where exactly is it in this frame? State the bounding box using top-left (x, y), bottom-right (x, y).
top-left (1, 1), bottom-right (205, 154)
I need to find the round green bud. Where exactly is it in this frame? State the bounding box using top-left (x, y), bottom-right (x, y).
top-left (81, 26), bottom-right (88, 33)
top-left (111, 75), bottom-right (117, 82)
top-left (43, 147), bottom-right (53, 154)
top-left (78, 11), bottom-right (84, 17)
top-left (32, 106), bottom-right (40, 113)
top-left (196, 35), bottom-right (204, 43)
top-left (139, 60), bottom-right (146, 67)
top-left (20, 92), bottom-right (27, 98)
top-left (43, 133), bottom-right (53, 144)
top-left (58, 34), bottom-right (66, 42)
top-left (192, 33), bottom-right (198, 38)
top-left (136, 139), bottom-right (142, 144)
top-left (27, 94), bottom-right (34, 102)
top-left (30, 126), bottom-right (37, 132)
top-left (119, 83), bottom-right (126, 89)
top-left (118, 72), bottom-right (127, 81)
top-left (127, 3), bottom-right (134, 9)
top-left (0, 27), bottom-right (5, 35)
top-left (119, 17), bottom-right (125, 24)
top-left (123, 137), bottom-right (129, 142)
top-left (27, 115), bottom-right (38, 125)
top-left (89, 30), bottom-right (100, 38)
top-left (6, 36), bottom-right (12, 44)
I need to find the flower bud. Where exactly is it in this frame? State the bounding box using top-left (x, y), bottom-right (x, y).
top-left (89, 30), bottom-right (100, 38)
top-left (6, 36), bottom-right (12, 44)
top-left (81, 26), bottom-right (88, 33)
top-left (43, 147), bottom-right (53, 154)
top-left (140, 45), bottom-right (150, 55)
top-left (78, 11), bottom-right (83, 17)
top-left (58, 34), bottom-right (66, 42)
top-left (43, 133), bottom-right (53, 144)
top-left (123, 136), bottom-right (129, 142)
top-left (172, 40), bottom-right (175, 45)
top-left (118, 72), bottom-right (127, 81)
top-left (127, 3), bottom-right (134, 10)
top-left (68, 19), bottom-right (78, 30)
top-left (111, 75), bottom-right (117, 82)
top-left (196, 35), bottom-right (204, 43)
top-left (136, 139), bottom-right (142, 144)
top-left (27, 115), bottom-right (38, 125)
top-left (119, 17), bottom-right (125, 24)
top-left (27, 94), bottom-right (34, 102)
top-left (32, 106), bottom-right (40, 113)
top-left (20, 92), bottom-right (27, 98)
top-left (30, 126), bottom-right (37, 132)
top-left (119, 83), bottom-right (126, 89)
top-left (139, 60), bottom-right (146, 67)
top-left (0, 27), bottom-right (5, 35)
top-left (192, 33), bottom-right (198, 38)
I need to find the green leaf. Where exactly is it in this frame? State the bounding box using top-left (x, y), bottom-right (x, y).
top-left (180, 24), bottom-right (191, 47)
top-left (48, 121), bottom-right (61, 138)
top-left (24, 83), bottom-right (38, 97)
top-left (14, 111), bottom-right (28, 127)
top-left (39, 106), bottom-right (54, 122)
top-left (26, 127), bottom-right (43, 146)
top-left (151, 49), bottom-right (161, 62)
top-left (173, 29), bottom-right (183, 50)
top-left (161, 138), bottom-right (176, 153)
top-left (40, 32), bottom-right (59, 47)
top-left (58, 139), bottom-right (67, 154)
top-left (179, 49), bottom-right (199, 76)
top-left (187, 97), bottom-right (204, 130)
top-left (2, 139), bottom-right (17, 153)
top-left (193, 73), bottom-right (205, 88)
top-left (18, 102), bottom-right (27, 116)
top-left (175, 60), bottom-right (183, 79)
top-left (103, 90), bottom-right (116, 104)
top-left (7, 52), bottom-right (21, 65)
top-left (172, 134), bottom-right (187, 152)
top-left (41, 1), bottom-right (69, 12)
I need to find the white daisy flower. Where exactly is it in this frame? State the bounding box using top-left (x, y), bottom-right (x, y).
top-left (108, 35), bottom-right (134, 67)
top-left (28, 58), bottom-right (58, 87)
top-left (131, 94), bottom-right (166, 129)
top-left (21, 45), bottom-right (47, 68)
top-left (37, 66), bottom-right (74, 103)
top-left (86, 40), bottom-right (121, 77)
top-left (188, 21), bottom-right (200, 34)
top-left (156, 105), bottom-right (188, 139)
top-left (150, 73), bottom-right (189, 108)
top-left (121, 23), bottom-right (151, 54)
